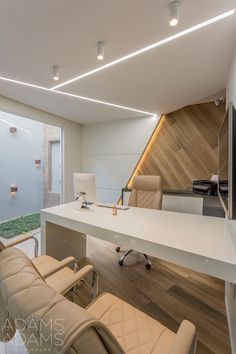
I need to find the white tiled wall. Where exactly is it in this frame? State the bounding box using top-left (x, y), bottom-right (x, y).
top-left (82, 116), bottom-right (160, 203)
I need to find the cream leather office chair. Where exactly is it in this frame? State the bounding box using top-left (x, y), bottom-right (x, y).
top-left (117, 175), bottom-right (163, 269)
top-left (0, 247), bottom-right (197, 354)
top-left (0, 235), bottom-right (98, 298)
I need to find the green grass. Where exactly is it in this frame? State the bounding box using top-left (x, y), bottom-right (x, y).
top-left (0, 213), bottom-right (40, 239)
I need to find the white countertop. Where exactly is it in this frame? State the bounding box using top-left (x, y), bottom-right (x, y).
top-left (41, 202), bottom-right (236, 282)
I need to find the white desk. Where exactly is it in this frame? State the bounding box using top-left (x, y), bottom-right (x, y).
top-left (40, 202), bottom-right (236, 353)
top-left (40, 201), bottom-right (236, 283)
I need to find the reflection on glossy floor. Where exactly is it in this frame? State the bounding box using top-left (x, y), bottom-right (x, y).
top-left (77, 236), bottom-right (230, 354)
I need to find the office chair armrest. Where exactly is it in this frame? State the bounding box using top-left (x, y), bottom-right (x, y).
top-left (168, 320), bottom-right (197, 354)
top-left (5, 234), bottom-right (39, 257)
top-left (49, 264), bottom-right (94, 295)
top-left (40, 256), bottom-right (76, 278)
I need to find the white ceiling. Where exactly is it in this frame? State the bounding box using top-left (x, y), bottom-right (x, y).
top-left (0, 0), bottom-right (236, 123)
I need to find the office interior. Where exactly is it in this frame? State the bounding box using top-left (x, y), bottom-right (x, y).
top-left (0, 1), bottom-right (236, 354)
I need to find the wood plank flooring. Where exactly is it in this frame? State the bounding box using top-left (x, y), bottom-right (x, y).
top-left (76, 236), bottom-right (230, 354)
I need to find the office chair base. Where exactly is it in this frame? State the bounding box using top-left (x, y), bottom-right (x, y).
top-left (118, 250), bottom-right (151, 269)
top-left (144, 254), bottom-right (152, 269)
top-left (118, 259), bottom-right (124, 266)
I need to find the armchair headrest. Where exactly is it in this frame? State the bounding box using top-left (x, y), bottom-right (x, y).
top-left (133, 175), bottom-right (162, 191)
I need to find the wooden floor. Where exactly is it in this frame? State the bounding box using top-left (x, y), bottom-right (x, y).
top-left (76, 236), bottom-right (230, 354)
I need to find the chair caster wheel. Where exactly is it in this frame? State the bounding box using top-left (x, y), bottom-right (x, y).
top-left (118, 259), bottom-right (124, 266)
top-left (145, 263), bottom-right (151, 269)
top-left (116, 246), bottom-right (120, 253)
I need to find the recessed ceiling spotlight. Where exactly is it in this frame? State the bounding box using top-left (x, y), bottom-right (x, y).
top-left (169, 1), bottom-right (180, 27)
top-left (97, 41), bottom-right (104, 60)
top-left (52, 66), bottom-right (59, 81)
top-left (52, 8), bottom-right (234, 90)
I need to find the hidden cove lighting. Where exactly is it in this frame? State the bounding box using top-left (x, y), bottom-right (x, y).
top-left (52, 8), bottom-right (235, 90)
top-left (169, 1), bottom-right (180, 27)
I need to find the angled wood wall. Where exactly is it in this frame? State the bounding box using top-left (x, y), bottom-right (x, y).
top-left (134, 102), bottom-right (225, 191)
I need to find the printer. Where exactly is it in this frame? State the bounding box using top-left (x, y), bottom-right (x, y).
top-left (192, 179), bottom-right (218, 196)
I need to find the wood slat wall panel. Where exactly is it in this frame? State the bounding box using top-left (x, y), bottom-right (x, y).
top-left (138, 102), bottom-right (225, 191)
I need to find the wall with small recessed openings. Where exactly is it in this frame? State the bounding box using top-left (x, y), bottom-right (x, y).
top-left (0, 111), bottom-right (44, 221)
top-left (0, 95), bottom-right (83, 205)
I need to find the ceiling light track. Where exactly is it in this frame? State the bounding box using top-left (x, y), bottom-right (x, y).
top-left (0, 75), bottom-right (156, 116)
top-left (51, 8), bottom-right (235, 90)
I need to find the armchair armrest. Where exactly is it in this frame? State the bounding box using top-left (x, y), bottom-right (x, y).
top-left (40, 256), bottom-right (76, 278)
top-left (169, 320), bottom-right (197, 354)
top-left (47, 264), bottom-right (94, 295)
top-left (5, 234), bottom-right (39, 257)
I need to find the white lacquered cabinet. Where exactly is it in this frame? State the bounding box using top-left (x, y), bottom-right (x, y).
top-left (162, 194), bottom-right (180, 212)
top-left (162, 195), bottom-right (203, 215)
top-left (123, 189), bottom-right (204, 215)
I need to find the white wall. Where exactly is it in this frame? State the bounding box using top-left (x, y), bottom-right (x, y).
top-left (82, 116), bottom-right (160, 203)
top-left (227, 47), bottom-right (236, 107)
top-left (0, 96), bottom-right (82, 203)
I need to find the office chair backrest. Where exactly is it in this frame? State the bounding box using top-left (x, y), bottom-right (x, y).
top-left (0, 247), bottom-right (124, 354)
top-left (128, 175), bottom-right (162, 209)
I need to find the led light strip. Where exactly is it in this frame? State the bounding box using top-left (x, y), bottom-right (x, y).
top-left (127, 116), bottom-right (164, 188)
top-left (53, 90), bottom-right (156, 115)
top-left (0, 76), bottom-right (156, 116)
top-left (52, 8), bottom-right (235, 90)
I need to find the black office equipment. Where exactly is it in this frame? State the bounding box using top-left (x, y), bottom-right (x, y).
top-left (192, 180), bottom-right (217, 196)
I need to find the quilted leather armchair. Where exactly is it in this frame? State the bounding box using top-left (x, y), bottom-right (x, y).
top-left (0, 247), bottom-right (197, 354)
top-left (0, 234), bottom-right (77, 278)
top-left (0, 236), bottom-right (97, 297)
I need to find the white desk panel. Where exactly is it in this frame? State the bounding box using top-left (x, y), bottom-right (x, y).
top-left (41, 202), bottom-right (236, 283)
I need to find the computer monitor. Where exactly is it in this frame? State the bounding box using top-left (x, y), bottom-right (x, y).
top-left (73, 173), bottom-right (96, 203)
